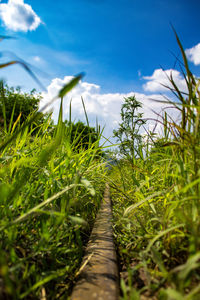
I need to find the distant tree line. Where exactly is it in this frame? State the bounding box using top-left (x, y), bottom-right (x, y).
top-left (0, 81), bottom-right (45, 130)
top-left (0, 82), bottom-right (100, 152)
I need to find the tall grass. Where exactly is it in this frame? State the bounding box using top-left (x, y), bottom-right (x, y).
top-left (110, 33), bottom-right (200, 300)
top-left (0, 75), bottom-right (107, 299)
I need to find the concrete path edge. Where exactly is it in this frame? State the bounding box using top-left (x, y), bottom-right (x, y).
top-left (71, 183), bottom-right (119, 300)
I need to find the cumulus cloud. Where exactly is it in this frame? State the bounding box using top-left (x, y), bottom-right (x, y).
top-left (185, 43), bottom-right (200, 65)
top-left (33, 56), bottom-right (41, 62)
top-left (0, 0), bottom-right (41, 32)
top-left (143, 69), bottom-right (187, 93)
top-left (41, 76), bottom-right (180, 141)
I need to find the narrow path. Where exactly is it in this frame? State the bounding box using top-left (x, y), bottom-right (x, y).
top-left (71, 183), bottom-right (119, 300)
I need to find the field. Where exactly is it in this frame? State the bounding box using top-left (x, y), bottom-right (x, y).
top-left (110, 34), bottom-right (200, 299)
top-left (0, 77), bottom-right (107, 299)
top-left (0, 33), bottom-right (200, 299)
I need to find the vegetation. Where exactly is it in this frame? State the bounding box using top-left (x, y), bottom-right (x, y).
top-left (1, 31), bottom-right (200, 300)
top-left (110, 32), bottom-right (200, 299)
top-left (64, 120), bottom-right (98, 151)
top-left (0, 82), bottom-right (49, 135)
top-left (113, 95), bottom-right (146, 163)
top-left (0, 75), bottom-right (107, 299)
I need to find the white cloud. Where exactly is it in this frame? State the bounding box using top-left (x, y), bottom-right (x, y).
top-left (143, 69), bottom-right (187, 93)
top-left (41, 76), bottom-right (180, 142)
top-left (33, 56), bottom-right (41, 62)
top-left (185, 43), bottom-right (200, 65)
top-left (0, 0), bottom-right (41, 32)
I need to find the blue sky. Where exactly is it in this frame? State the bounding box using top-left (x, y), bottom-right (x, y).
top-left (0, 0), bottom-right (200, 139)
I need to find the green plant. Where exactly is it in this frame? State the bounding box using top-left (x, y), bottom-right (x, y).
top-left (113, 95), bottom-right (146, 162)
top-left (64, 120), bottom-right (98, 151)
top-left (110, 32), bottom-right (200, 299)
top-left (0, 70), bottom-right (107, 299)
top-left (0, 82), bottom-right (52, 135)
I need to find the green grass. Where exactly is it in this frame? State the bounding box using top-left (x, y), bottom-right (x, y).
top-left (0, 76), bottom-right (107, 299)
top-left (109, 32), bottom-right (200, 300)
top-left (1, 31), bottom-right (200, 300)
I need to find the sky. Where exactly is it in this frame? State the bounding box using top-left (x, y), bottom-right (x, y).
top-left (0, 0), bottom-right (200, 141)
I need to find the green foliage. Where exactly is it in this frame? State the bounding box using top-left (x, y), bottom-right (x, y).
top-left (0, 75), bottom-right (106, 299)
top-left (65, 120), bottom-right (98, 151)
top-left (110, 34), bottom-right (200, 299)
top-left (0, 82), bottom-right (51, 135)
top-left (113, 95), bottom-right (146, 162)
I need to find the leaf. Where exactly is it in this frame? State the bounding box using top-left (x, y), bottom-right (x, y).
top-left (81, 178), bottom-right (95, 196)
top-left (69, 215), bottom-right (88, 226)
top-left (20, 266), bottom-right (70, 299)
top-left (0, 60), bottom-right (45, 90)
top-left (185, 284), bottom-right (200, 300)
top-left (151, 246), bottom-right (167, 276)
top-left (165, 288), bottom-right (183, 300)
top-left (58, 73), bottom-right (84, 98)
top-left (123, 191), bottom-right (162, 217)
top-left (172, 253), bottom-right (200, 281)
top-left (146, 224), bottom-right (184, 253)
top-left (0, 35), bottom-right (15, 41)
top-left (0, 61), bottom-right (17, 68)
top-left (1, 184), bottom-right (79, 229)
top-left (81, 96), bottom-right (90, 127)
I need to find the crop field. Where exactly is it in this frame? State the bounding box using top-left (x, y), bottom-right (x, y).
top-left (0, 33), bottom-right (200, 300)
